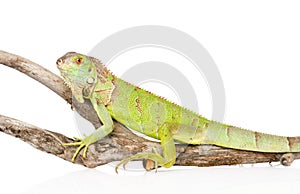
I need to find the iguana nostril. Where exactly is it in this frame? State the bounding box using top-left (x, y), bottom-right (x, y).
top-left (56, 58), bottom-right (64, 66)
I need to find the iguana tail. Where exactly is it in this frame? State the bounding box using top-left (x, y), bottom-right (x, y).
top-left (203, 121), bottom-right (300, 152)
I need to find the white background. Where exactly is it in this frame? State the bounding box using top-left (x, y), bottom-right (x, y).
top-left (1, 0), bottom-right (300, 193)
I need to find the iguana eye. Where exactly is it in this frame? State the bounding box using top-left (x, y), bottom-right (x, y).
top-left (75, 57), bottom-right (83, 65)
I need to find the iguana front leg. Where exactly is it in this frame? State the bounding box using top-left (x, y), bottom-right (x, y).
top-left (115, 123), bottom-right (177, 173)
top-left (64, 98), bottom-right (114, 162)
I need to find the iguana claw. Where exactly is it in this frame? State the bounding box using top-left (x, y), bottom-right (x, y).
top-left (63, 136), bottom-right (93, 162)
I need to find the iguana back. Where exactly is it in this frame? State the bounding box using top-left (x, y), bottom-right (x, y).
top-left (107, 75), bottom-right (300, 153)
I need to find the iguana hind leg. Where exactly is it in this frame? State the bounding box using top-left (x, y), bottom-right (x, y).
top-left (115, 123), bottom-right (177, 173)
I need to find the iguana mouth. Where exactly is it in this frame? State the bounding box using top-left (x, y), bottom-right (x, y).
top-left (56, 59), bottom-right (72, 89)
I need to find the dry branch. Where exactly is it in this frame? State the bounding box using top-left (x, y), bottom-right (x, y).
top-left (0, 50), bottom-right (298, 168)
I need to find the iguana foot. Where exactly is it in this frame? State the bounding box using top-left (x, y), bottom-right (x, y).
top-left (115, 148), bottom-right (167, 173)
top-left (63, 136), bottom-right (95, 162)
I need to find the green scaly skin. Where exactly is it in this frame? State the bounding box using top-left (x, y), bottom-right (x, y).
top-left (56, 52), bottom-right (300, 172)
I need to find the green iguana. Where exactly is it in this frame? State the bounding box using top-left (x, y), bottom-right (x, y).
top-left (56, 52), bottom-right (300, 172)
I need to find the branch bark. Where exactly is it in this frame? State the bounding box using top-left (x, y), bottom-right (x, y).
top-left (0, 50), bottom-right (298, 168)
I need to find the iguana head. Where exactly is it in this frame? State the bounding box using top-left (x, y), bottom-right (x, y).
top-left (56, 52), bottom-right (97, 103)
